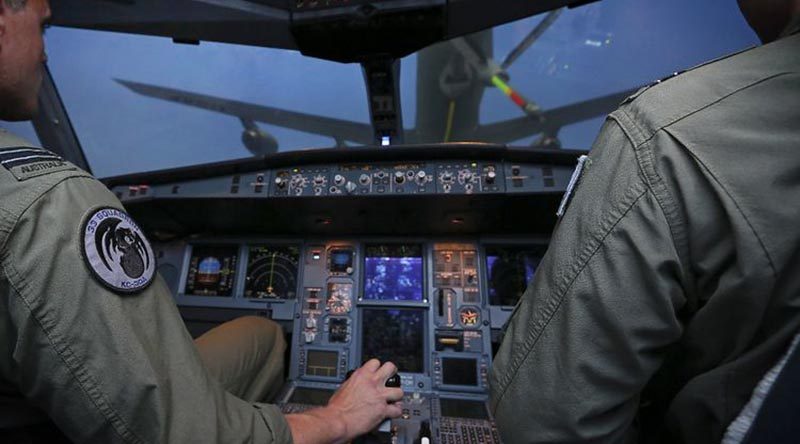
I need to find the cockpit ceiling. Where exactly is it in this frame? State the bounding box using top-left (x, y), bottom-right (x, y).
top-left (49, 0), bottom-right (597, 62)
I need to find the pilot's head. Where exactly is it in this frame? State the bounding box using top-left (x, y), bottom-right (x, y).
top-left (738, 0), bottom-right (800, 43)
top-left (0, 0), bottom-right (50, 121)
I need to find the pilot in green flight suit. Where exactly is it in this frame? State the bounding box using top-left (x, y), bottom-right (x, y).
top-left (490, 2), bottom-right (800, 443)
top-left (0, 1), bottom-right (404, 443)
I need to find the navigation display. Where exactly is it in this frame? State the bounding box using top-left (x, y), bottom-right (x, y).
top-left (244, 245), bottom-right (300, 299)
top-left (361, 308), bottom-right (425, 373)
top-left (184, 245), bottom-right (238, 296)
top-left (363, 244), bottom-right (424, 301)
top-left (485, 246), bottom-right (547, 306)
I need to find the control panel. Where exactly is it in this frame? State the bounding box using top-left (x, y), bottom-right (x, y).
top-left (111, 159), bottom-right (573, 203)
top-left (152, 237), bottom-right (553, 444)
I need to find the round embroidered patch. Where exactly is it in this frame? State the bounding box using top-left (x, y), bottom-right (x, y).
top-left (82, 207), bottom-right (155, 294)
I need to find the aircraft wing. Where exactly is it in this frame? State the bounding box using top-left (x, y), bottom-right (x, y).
top-left (473, 88), bottom-right (639, 144)
top-left (116, 79), bottom-right (374, 145)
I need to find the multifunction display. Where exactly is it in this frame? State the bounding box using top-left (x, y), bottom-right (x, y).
top-left (361, 308), bottom-right (425, 373)
top-left (485, 245), bottom-right (547, 306)
top-left (363, 244), bottom-right (424, 301)
top-left (184, 245), bottom-right (238, 296)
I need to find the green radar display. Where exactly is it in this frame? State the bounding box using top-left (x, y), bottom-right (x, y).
top-left (245, 245), bottom-right (300, 299)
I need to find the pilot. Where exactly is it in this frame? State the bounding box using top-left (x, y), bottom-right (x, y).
top-left (490, 1), bottom-right (800, 443)
top-left (0, 0), bottom-right (402, 443)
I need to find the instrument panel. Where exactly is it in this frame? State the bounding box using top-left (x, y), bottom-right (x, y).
top-left (154, 237), bottom-right (549, 444)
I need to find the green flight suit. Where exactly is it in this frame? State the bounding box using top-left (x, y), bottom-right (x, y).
top-left (490, 24), bottom-right (800, 444)
top-left (0, 130), bottom-right (292, 443)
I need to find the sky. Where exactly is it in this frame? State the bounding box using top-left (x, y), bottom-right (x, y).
top-left (0, 0), bottom-right (758, 178)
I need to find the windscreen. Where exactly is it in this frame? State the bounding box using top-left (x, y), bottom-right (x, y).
top-left (44, 0), bottom-right (757, 178)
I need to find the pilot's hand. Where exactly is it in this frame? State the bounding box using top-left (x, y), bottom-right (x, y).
top-left (327, 359), bottom-right (404, 439)
top-left (285, 359), bottom-right (403, 444)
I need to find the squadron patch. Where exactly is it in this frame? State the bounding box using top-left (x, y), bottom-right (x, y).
top-left (81, 207), bottom-right (155, 294)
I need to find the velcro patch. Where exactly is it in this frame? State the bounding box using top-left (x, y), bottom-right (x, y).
top-left (0, 146), bottom-right (75, 181)
top-left (556, 155), bottom-right (590, 218)
top-left (81, 207), bottom-right (156, 294)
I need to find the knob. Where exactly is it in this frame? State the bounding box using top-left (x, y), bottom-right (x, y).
top-left (359, 173), bottom-right (371, 185)
top-left (416, 170), bottom-right (427, 184)
top-left (386, 373), bottom-right (401, 387)
top-left (486, 170), bottom-right (497, 184)
top-left (394, 171), bottom-right (405, 184)
top-left (334, 174), bottom-right (346, 186)
top-left (274, 177), bottom-right (287, 188)
top-left (345, 181), bottom-right (357, 194)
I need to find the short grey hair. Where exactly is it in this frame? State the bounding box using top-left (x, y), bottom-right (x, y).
top-left (3, 0), bottom-right (27, 11)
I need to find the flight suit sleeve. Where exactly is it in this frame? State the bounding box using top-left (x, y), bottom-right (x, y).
top-left (0, 175), bottom-right (292, 443)
top-left (489, 118), bottom-right (687, 443)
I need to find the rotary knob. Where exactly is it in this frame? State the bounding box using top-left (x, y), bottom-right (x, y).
top-left (486, 170), bottom-right (497, 184)
top-left (274, 176), bottom-right (287, 189)
top-left (394, 171), bottom-right (406, 184)
top-left (345, 181), bottom-right (358, 194)
top-left (334, 174), bottom-right (346, 186)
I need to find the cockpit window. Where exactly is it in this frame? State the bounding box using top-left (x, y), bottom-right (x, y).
top-left (45, 0), bottom-right (757, 178)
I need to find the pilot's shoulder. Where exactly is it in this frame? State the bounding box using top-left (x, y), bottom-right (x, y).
top-left (616, 34), bottom-right (800, 142)
top-left (0, 130), bottom-right (95, 228)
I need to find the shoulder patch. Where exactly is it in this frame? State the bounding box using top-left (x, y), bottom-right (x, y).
top-left (81, 207), bottom-right (155, 294)
top-left (0, 146), bottom-right (75, 181)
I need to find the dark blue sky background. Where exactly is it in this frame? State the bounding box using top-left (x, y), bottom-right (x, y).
top-left (0, 0), bottom-right (758, 178)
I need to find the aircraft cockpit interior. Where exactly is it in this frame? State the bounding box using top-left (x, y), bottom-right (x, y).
top-left (1, 0), bottom-right (764, 442)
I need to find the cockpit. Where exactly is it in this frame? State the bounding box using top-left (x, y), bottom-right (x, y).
top-left (1, 0), bottom-right (763, 442)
